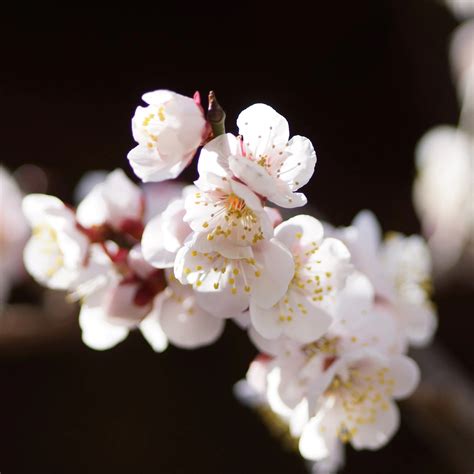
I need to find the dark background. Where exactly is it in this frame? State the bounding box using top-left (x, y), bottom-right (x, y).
top-left (1, 3), bottom-right (472, 473)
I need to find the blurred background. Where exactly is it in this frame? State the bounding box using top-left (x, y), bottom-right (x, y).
top-left (1, 3), bottom-right (473, 473)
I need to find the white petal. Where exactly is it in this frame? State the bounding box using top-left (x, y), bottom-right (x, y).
top-left (299, 414), bottom-right (339, 462)
top-left (195, 287), bottom-right (250, 319)
top-left (279, 135), bottom-right (317, 190)
top-left (351, 401), bottom-right (400, 450)
top-left (252, 239), bottom-right (294, 309)
top-left (141, 215), bottom-right (176, 268)
top-left (388, 355), bottom-right (420, 399)
top-left (229, 154), bottom-right (279, 199)
top-left (22, 194), bottom-right (66, 226)
top-left (274, 214), bottom-right (324, 250)
top-left (196, 133), bottom-right (238, 189)
top-left (237, 103), bottom-right (289, 156)
top-left (75, 186), bottom-right (109, 228)
top-left (128, 146), bottom-right (195, 183)
top-left (229, 179), bottom-right (263, 211)
top-left (139, 295), bottom-right (169, 352)
top-left (159, 290), bottom-right (225, 349)
top-left (79, 304), bottom-right (129, 350)
top-left (249, 301), bottom-right (283, 340)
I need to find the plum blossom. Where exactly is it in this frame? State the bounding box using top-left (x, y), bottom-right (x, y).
top-left (230, 104), bottom-right (317, 208)
top-left (0, 167), bottom-right (29, 305)
top-left (237, 266), bottom-right (415, 465)
top-left (127, 90), bottom-right (209, 182)
top-left (185, 180), bottom-right (273, 254)
top-left (141, 185), bottom-right (194, 269)
top-left (76, 169), bottom-right (144, 237)
top-left (249, 215), bottom-right (352, 343)
top-left (22, 194), bottom-right (88, 290)
top-left (174, 233), bottom-right (294, 319)
top-left (414, 128), bottom-right (474, 278)
top-left (297, 350), bottom-right (419, 461)
top-left (76, 245), bottom-right (168, 351)
top-left (330, 211), bottom-right (437, 347)
top-left (143, 270), bottom-right (225, 349)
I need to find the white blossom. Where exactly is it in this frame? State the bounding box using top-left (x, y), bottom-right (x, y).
top-left (297, 350), bottom-right (419, 460)
top-left (331, 211), bottom-right (437, 347)
top-left (76, 169), bottom-right (144, 234)
top-left (414, 126), bottom-right (474, 276)
top-left (230, 104), bottom-right (317, 208)
top-left (22, 194), bottom-right (88, 290)
top-left (141, 185), bottom-right (195, 268)
top-left (143, 270), bottom-right (225, 349)
top-left (76, 244), bottom-right (168, 351)
top-left (249, 215), bottom-right (352, 343)
top-left (127, 90), bottom-right (209, 182)
top-left (174, 233), bottom-right (294, 319)
top-left (0, 167), bottom-right (29, 305)
top-left (185, 180), bottom-right (273, 254)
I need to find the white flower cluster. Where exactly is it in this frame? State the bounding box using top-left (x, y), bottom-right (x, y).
top-left (21, 90), bottom-right (437, 470)
top-left (414, 11), bottom-right (474, 279)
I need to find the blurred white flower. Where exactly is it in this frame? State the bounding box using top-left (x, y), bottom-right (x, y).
top-left (0, 167), bottom-right (29, 305)
top-left (229, 104), bottom-right (317, 208)
top-left (76, 169), bottom-right (144, 237)
top-left (77, 245), bottom-right (168, 351)
top-left (414, 126), bottom-right (474, 276)
top-left (174, 234), bottom-right (294, 319)
top-left (249, 215), bottom-right (351, 344)
top-left (127, 90), bottom-right (209, 182)
top-left (332, 211), bottom-right (437, 347)
top-left (22, 194), bottom-right (88, 290)
top-left (450, 19), bottom-right (474, 111)
top-left (445, 0), bottom-right (474, 20)
top-left (141, 186), bottom-right (194, 269)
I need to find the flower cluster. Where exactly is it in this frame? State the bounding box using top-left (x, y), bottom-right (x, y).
top-left (21, 89), bottom-right (437, 471)
top-left (414, 9), bottom-right (474, 279)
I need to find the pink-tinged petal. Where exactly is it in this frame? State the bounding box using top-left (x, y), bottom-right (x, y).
top-left (237, 103), bottom-right (290, 156)
top-left (351, 401), bottom-right (400, 450)
top-left (103, 282), bottom-right (151, 325)
top-left (279, 135), bottom-right (317, 190)
top-left (388, 355), bottom-right (420, 399)
top-left (252, 239), bottom-right (294, 309)
top-left (159, 290), bottom-right (225, 349)
top-left (79, 304), bottom-right (129, 351)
